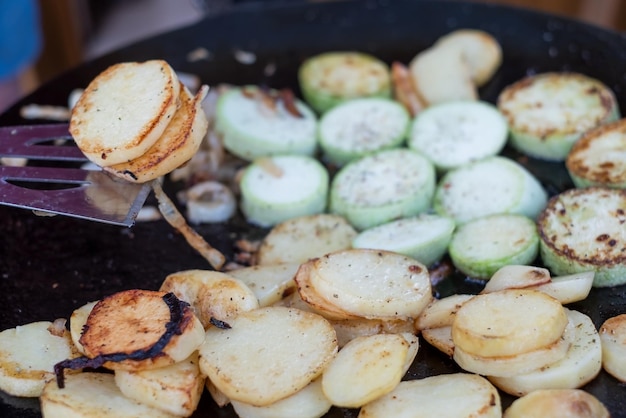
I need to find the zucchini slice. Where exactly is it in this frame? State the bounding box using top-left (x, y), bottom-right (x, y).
top-left (329, 148), bottom-right (436, 230)
top-left (448, 214), bottom-right (539, 279)
top-left (298, 51), bottom-right (392, 114)
top-left (566, 117), bottom-right (626, 189)
top-left (318, 97), bottom-right (410, 166)
top-left (240, 155), bottom-right (329, 227)
top-left (352, 214), bottom-right (455, 267)
top-left (214, 86), bottom-right (318, 161)
top-left (497, 72), bottom-right (620, 161)
top-left (537, 187), bottom-right (626, 287)
top-left (408, 100), bottom-right (508, 172)
top-left (433, 156), bottom-right (547, 225)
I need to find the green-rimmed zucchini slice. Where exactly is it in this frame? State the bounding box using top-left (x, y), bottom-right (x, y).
top-left (449, 214), bottom-right (539, 279)
top-left (497, 72), bottom-right (620, 161)
top-left (240, 155), bottom-right (329, 227)
top-left (329, 148), bottom-right (436, 230)
top-left (352, 214), bottom-right (455, 267)
top-left (318, 97), bottom-right (410, 166)
top-left (433, 156), bottom-right (548, 225)
top-left (537, 187), bottom-right (626, 287)
top-left (566, 117), bottom-right (626, 189)
top-left (298, 51), bottom-right (391, 114)
top-left (408, 100), bottom-right (508, 172)
top-left (214, 86), bottom-right (318, 161)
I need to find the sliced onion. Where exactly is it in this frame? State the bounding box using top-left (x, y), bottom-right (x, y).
top-left (186, 180), bottom-right (236, 224)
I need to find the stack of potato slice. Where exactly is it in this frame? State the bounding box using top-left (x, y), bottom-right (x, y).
top-left (70, 60), bottom-right (209, 183)
top-left (416, 264), bottom-right (602, 397)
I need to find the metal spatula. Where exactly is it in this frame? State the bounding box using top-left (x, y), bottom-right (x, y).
top-left (0, 124), bottom-right (151, 226)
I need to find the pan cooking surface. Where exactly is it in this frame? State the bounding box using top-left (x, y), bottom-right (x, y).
top-left (1, 1), bottom-right (626, 416)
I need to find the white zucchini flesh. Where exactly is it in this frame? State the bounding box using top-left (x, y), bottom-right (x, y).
top-left (329, 148), bottom-right (436, 230)
top-left (433, 155), bottom-right (548, 225)
top-left (497, 72), bottom-right (620, 161)
top-left (215, 87), bottom-right (318, 161)
top-left (448, 213), bottom-right (539, 279)
top-left (318, 97), bottom-right (410, 165)
top-left (352, 214), bottom-right (455, 266)
top-left (408, 100), bottom-right (508, 172)
top-left (565, 117), bottom-right (626, 188)
top-left (537, 187), bottom-right (626, 287)
top-left (240, 155), bottom-right (329, 227)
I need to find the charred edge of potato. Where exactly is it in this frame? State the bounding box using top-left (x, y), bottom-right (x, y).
top-left (53, 292), bottom-right (189, 388)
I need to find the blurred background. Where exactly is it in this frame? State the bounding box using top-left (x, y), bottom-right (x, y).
top-left (1, 0), bottom-right (625, 113)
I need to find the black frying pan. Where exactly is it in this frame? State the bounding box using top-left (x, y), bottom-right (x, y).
top-left (1, 1), bottom-right (626, 416)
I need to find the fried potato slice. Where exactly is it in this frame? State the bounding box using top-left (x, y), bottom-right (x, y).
top-left (452, 289), bottom-right (568, 357)
top-left (358, 373), bottom-right (501, 418)
top-left (304, 249), bottom-right (433, 320)
top-left (160, 269), bottom-right (259, 328)
top-left (69, 301), bottom-right (97, 355)
top-left (599, 313), bottom-right (626, 382)
top-left (421, 326), bottom-right (455, 357)
top-left (503, 389), bottom-right (609, 418)
top-left (295, 261), bottom-right (362, 320)
top-left (409, 45), bottom-right (477, 105)
top-left (321, 333), bottom-right (411, 407)
top-left (481, 265), bottom-right (551, 293)
top-left (415, 294), bottom-right (474, 330)
top-left (434, 29), bottom-right (502, 86)
top-left (330, 317), bottom-right (417, 348)
top-left (257, 214), bottom-right (357, 265)
top-left (104, 84), bottom-right (209, 183)
top-left (114, 352), bottom-right (205, 417)
top-left (489, 309), bottom-right (601, 396)
top-left (40, 372), bottom-right (176, 417)
top-left (0, 321), bottom-right (78, 397)
top-left (453, 319), bottom-right (572, 377)
top-left (198, 306), bottom-right (338, 406)
top-left (70, 60), bottom-right (181, 166)
top-left (231, 377), bottom-right (332, 418)
top-left (481, 266), bottom-right (594, 304)
top-left (227, 263), bottom-right (299, 307)
top-left (79, 289), bottom-right (205, 371)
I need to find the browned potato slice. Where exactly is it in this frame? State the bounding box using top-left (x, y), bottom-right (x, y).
top-left (70, 60), bottom-right (181, 167)
top-left (104, 84), bottom-right (209, 183)
top-left (231, 378), bottom-right (332, 418)
top-left (481, 265), bottom-right (551, 294)
top-left (160, 269), bottom-right (259, 328)
top-left (599, 313), bottom-right (626, 382)
top-left (0, 321), bottom-right (78, 397)
top-left (227, 263), bottom-right (299, 307)
top-left (40, 372), bottom-right (176, 417)
top-left (79, 289), bottom-right (205, 371)
top-left (114, 353), bottom-right (205, 417)
top-left (69, 301), bottom-right (97, 355)
top-left (321, 333), bottom-right (411, 407)
top-left (489, 309), bottom-right (601, 396)
top-left (198, 306), bottom-right (338, 406)
top-left (329, 317), bottom-right (415, 348)
top-left (453, 322), bottom-right (571, 377)
top-left (257, 214), bottom-right (357, 265)
top-left (503, 389), bottom-right (609, 418)
top-left (409, 45), bottom-right (477, 105)
top-left (452, 289), bottom-right (568, 357)
top-left (358, 373), bottom-right (501, 418)
top-left (306, 249), bottom-right (433, 320)
top-left (415, 294), bottom-right (474, 330)
top-left (421, 326), bottom-right (455, 357)
top-left (295, 261), bottom-right (362, 320)
top-left (434, 29), bottom-right (502, 86)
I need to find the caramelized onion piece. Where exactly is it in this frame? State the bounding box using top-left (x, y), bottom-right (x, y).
top-left (152, 179), bottom-right (226, 270)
